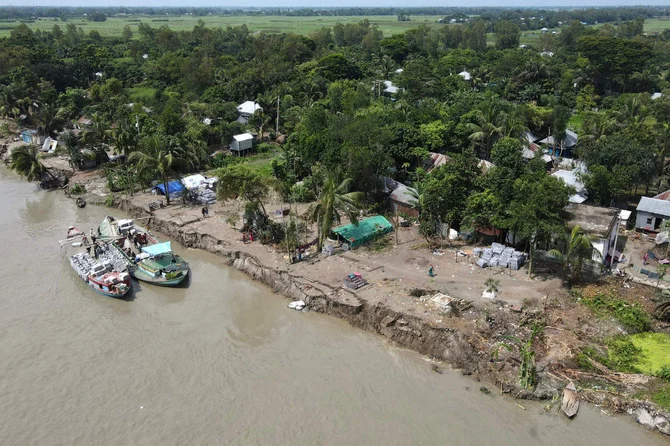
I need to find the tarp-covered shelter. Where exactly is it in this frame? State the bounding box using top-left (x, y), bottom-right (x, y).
top-left (332, 216), bottom-right (393, 248)
top-left (181, 174), bottom-right (207, 190)
top-left (142, 241), bottom-right (172, 256)
top-left (153, 180), bottom-right (185, 196)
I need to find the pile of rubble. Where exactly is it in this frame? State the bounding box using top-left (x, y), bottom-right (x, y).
top-left (473, 243), bottom-right (527, 270)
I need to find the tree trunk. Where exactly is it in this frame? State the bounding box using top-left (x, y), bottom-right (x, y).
top-left (527, 243), bottom-right (533, 279)
top-left (164, 174), bottom-right (170, 205)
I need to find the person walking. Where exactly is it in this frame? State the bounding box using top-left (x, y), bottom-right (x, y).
top-left (428, 264), bottom-right (436, 277)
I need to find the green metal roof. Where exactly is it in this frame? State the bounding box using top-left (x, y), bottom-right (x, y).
top-left (332, 216), bottom-right (393, 248)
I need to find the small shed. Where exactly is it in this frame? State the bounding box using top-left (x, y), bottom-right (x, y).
top-left (332, 216), bottom-right (393, 248)
top-left (384, 178), bottom-right (418, 217)
top-left (230, 133), bottom-right (254, 156)
top-left (636, 197), bottom-right (670, 232)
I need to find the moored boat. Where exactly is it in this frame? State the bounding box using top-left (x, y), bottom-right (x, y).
top-left (97, 216), bottom-right (189, 287)
top-left (69, 252), bottom-right (132, 298)
top-left (133, 241), bottom-right (190, 286)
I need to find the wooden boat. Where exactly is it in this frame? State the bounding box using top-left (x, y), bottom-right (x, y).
top-left (98, 216), bottom-right (189, 287)
top-left (69, 252), bottom-right (132, 298)
top-left (561, 382), bottom-right (580, 418)
top-left (133, 241), bottom-right (190, 286)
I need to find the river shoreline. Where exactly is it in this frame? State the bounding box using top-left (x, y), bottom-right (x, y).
top-left (2, 142), bottom-right (670, 437)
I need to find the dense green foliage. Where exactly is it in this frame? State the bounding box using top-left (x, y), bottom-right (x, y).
top-left (3, 7), bottom-right (670, 252)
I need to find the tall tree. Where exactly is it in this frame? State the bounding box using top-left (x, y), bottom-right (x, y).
top-left (129, 135), bottom-right (190, 205)
top-left (306, 172), bottom-right (363, 251)
top-left (215, 164), bottom-right (276, 217)
top-left (10, 145), bottom-right (55, 182)
top-left (549, 225), bottom-right (598, 284)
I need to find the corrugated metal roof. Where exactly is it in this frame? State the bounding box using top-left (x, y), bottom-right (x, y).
top-left (389, 181), bottom-right (417, 206)
top-left (637, 196), bottom-right (670, 217)
top-left (551, 169), bottom-right (588, 203)
top-left (237, 101), bottom-right (262, 116)
top-left (233, 133), bottom-right (254, 141)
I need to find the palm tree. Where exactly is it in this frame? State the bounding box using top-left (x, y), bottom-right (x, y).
top-left (10, 145), bottom-right (55, 182)
top-left (307, 173), bottom-right (363, 251)
top-left (129, 135), bottom-right (192, 205)
top-left (656, 122), bottom-right (670, 178)
top-left (36, 103), bottom-right (66, 138)
top-left (82, 114), bottom-right (111, 164)
top-left (549, 225), bottom-right (599, 285)
top-left (467, 102), bottom-right (504, 159)
top-left (579, 111), bottom-right (615, 144)
top-left (60, 131), bottom-right (82, 171)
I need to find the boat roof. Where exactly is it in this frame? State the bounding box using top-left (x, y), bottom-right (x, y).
top-left (142, 241), bottom-right (172, 256)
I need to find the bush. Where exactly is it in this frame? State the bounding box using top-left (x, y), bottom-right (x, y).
top-left (606, 336), bottom-right (643, 373)
top-left (69, 183), bottom-right (86, 195)
top-left (657, 365), bottom-right (670, 381)
top-left (211, 152), bottom-right (243, 169)
top-left (256, 142), bottom-right (275, 153)
top-left (582, 293), bottom-right (651, 333)
top-left (290, 183), bottom-right (316, 202)
top-left (104, 195), bottom-right (115, 207)
top-left (653, 386), bottom-right (670, 410)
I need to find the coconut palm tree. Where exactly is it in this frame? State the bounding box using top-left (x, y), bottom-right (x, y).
top-left (60, 131), bottom-right (82, 171)
top-left (307, 173), bottom-right (363, 251)
top-left (82, 113), bottom-right (111, 164)
top-left (467, 102), bottom-right (504, 160)
top-left (549, 225), bottom-right (599, 285)
top-left (36, 103), bottom-right (66, 138)
top-left (129, 135), bottom-right (192, 205)
top-left (10, 144), bottom-right (55, 182)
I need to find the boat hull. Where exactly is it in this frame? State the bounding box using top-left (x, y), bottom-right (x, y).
top-left (89, 282), bottom-right (131, 298)
top-left (132, 268), bottom-right (189, 286)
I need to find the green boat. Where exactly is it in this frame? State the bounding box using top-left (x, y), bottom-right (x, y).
top-left (134, 241), bottom-right (190, 286)
top-left (97, 216), bottom-right (189, 287)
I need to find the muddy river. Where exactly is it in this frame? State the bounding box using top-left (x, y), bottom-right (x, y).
top-left (0, 168), bottom-right (666, 445)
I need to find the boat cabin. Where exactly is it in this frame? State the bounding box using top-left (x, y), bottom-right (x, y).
top-left (117, 219), bottom-right (134, 235)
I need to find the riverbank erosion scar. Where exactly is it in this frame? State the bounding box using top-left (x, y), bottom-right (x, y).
top-left (112, 195), bottom-right (670, 437)
top-left (117, 197), bottom-right (477, 368)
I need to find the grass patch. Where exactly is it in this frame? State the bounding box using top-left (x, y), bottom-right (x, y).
top-left (580, 292), bottom-right (651, 333)
top-left (568, 113), bottom-right (583, 132)
top-left (629, 332), bottom-right (670, 375)
top-left (126, 86), bottom-right (157, 104)
top-left (652, 386), bottom-right (670, 411)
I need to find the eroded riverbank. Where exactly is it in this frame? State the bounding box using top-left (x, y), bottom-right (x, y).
top-left (2, 143), bottom-right (670, 439)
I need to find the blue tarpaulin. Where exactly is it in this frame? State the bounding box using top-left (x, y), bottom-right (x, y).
top-left (142, 241), bottom-right (172, 256)
top-left (153, 180), bottom-right (185, 196)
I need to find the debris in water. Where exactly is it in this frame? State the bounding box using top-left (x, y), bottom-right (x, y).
top-left (288, 300), bottom-right (305, 311)
top-left (561, 382), bottom-right (580, 418)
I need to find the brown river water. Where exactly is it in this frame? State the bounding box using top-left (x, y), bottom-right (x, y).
top-left (0, 167), bottom-right (667, 445)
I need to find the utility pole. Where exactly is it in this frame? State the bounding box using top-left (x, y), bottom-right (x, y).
top-left (276, 95), bottom-right (280, 136)
top-left (612, 214), bottom-right (621, 265)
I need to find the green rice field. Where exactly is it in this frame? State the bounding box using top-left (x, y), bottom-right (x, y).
top-left (0, 14), bottom-right (444, 38)
top-left (1, 14), bottom-right (669, 41)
